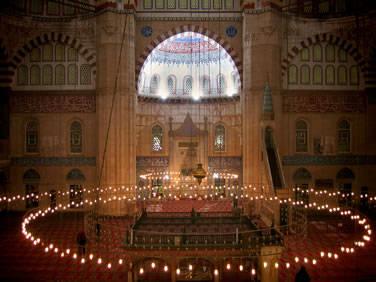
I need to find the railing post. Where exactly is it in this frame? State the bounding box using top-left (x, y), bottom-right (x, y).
top-left (236, 228), bottom-right (239, 244)
top-left (131, 229), bottom-right (134, 245)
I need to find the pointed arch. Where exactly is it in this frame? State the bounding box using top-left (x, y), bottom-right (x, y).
top-left (135, 25), bottom-right (242, 88)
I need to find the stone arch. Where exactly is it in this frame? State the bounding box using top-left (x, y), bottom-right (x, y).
top-left (66, 168), bottom-right (86, 183)
top-left (336, 167), bottom-right (355, 180)
top-left (293, 167), bottom-right (312, 181)
top-left (135, 25), bottom-right (242, 87)
top-left (0, 37), bottom-right (12, 88)
top-left (281, 33), bottom-right (366, 78)
top-left (23, 169), bottom-right (40, 182)
top-left (9, 32), bottom-right (96, 85)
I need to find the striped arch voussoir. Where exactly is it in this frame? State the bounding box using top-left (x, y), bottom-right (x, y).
top-left (281, 33), bottom-right (367, 78)
top-left (135, 25), bottom-right (243, 87)
top-left (9, 32), bottom-right (96, 79)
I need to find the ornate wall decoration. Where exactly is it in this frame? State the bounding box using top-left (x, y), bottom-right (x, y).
top-left (282, 155), bottom-right (370, 166)
top-left (11, 157), bottom-right (96, 166)
top-left (102, 20), bottom-right (118, 37)
top-left (282, 95), bottom-right (366, 113)
top-left (66, 168), bottom-right (86, 181)
top-left (136, 157), bottom-right (169, 168)
top-left (10, 95), bottom-right (96, 113)
top-left (293, 167), bottom-right (312, 180)
top-left (23, 169), bottom-right (40, 180)
top-left (141, 26), bottom-right (153, 38)
top-left (225, 26), bottom-right (238, 38)
top-left (208, 157), bottom-right (242, 169)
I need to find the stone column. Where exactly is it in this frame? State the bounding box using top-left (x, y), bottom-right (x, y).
top-left (242, 11), bottom-right (282, 195)
top-left (96, 12), bottom-right (136, 215)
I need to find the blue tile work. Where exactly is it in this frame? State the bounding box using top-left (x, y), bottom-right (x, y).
top-left (141, 26), bottom-right (153, 37)
top-left (226, 25), bottom-right (238, 38)
top-left (136, 157), bottom-right (169, 168)
top-left (282, 155), bottom-right (376, 166)
top-left (11, 157), bottom-right (96, 166)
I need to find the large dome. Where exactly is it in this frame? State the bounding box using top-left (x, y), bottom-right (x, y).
top-left (138, 32), bottom-right (241, 99)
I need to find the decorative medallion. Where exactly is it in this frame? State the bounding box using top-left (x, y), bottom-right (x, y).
top-left (226, 26), bottom-right (238, 38)
top-left (141, 26), bottom-right (153, 38)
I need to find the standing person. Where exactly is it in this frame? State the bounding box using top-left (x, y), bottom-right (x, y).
top-left (76, 230), bottom-right (86, 255)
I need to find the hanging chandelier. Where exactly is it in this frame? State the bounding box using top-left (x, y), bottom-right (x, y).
top-left (192, 163), bottom-right (207, 185)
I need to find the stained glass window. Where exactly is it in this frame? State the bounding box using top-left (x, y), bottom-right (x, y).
top-left (338, 120), bottom-right (350, 153)
top-left (218, 74), bottom-right (226, 93)
top-left (156, 0), bottom-right (164, 9)
top-left (70, 121), bottom-right (82, 153)
top-left (26, 120), bottom-right (39, 153)
top-left (215, 125), bottom-right (225, 152)
top-left (30, 48), bottom-right (41, 62)
top-left (300, 48), bottom-right (309, 61)
top-left (201, 76), bottom-right (210, 95)
top-left (325, 65), bottom-right (335, 85)
top-left (326, 44), bottom-right (335, 62)
top-left (167, 0), bottom-right (176, 8)
top-left (18, 65), bottom-right (28, 85)
top-left (202, 0), bottom-right (210, 9)
top-left (64, 0), bottom-right (75, 14)
top-left (225, 0), bottom-right (234, 9)
top-left (68, 48), bottom-right (78, 62)
top-left (43, 43), bottom-right (53, 62)
top-left (55, 43), bottom-right (65, 61)
top-left (152, 125), bottom-right (163, 152)
top-left (55, 64), bottom-right (65, 85)
top-left (184, 76), bottom-right (192, 94)
top-left (30, 65), bottom-right (41, 85)
top-left (167, 76), bottom-right (176, 94)
top-left (350, 66), bottom-right (359, 85)
top-left (144, 0), bottom-right (152, 9)
top-left (191, 0), bottom-right (199, 9)
top-left (43, 65), bottom-right (53, 85)
top-left (338, 48), bottom-right (347, 62)
top-left (47, 0), bottom-right (59, 15)
top-left (296, 120), bottom-right (308, 153)
top-left (313, 65), bottom-right (322, 84)
top-left (80, 64), bottom-right (91, 85)
top-left (288, 65), bottom-right (298, 84)
top-left (338, 65), bottom-right (347, 85)
top-left (151, 75), bottom-right (159, 93)
top-left (31, 0), bottom-right (43, 14)
top-left (213, 0), bottom-right (221, 9)
top-left (313, 43), bottom-right (322, 62)
top-left (300, 65), bottom-right (310, 84)
top-left (68, 64), bottom-right (78, 85)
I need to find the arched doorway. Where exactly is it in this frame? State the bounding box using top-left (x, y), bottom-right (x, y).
top-left (23, 169), bottom-right (40, 209)
top-left (293, 167), bottom-right (312, 205)
top-left (336, 167), bottom-right (355, 207)
top-left (66, 168), bottom-right (85, 208)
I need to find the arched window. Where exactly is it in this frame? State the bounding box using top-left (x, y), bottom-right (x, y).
top-left (42, 43), bottom-right (53, 62)
top-left (43, 65), bottom-right (53, 85)
top-left (152, 125), bottom-right (163, 152)
top-left (55, 43), bottom-right (65, 61)
top-left (313, 65), bottom-right (322, 84)
top-left (30, 48), bottom-right (41, 62)
top-left (18, 65), bottom-right (28, 85)
top-left (288, 65), bottom-right (298, 84)
top-left (313, 43), bottom-right (322, 62)
top-left (300, 65), bottom-right (310, 84)
top-left (26, 120), bottom-right (39, 153)
top-left (350, 66), bottom-right (359, 85)
top-left (296, 120), bottom-right (308, 153)
top-left (55, 64), bottom-right (65, 85)
top-left (30, 65), bottom-right (41, 85)
top-left (68, 47), bottom-right (78, 62)
top-left (338, 120), bottom-right (350, 153)
top-left (184, 76), bottom-right (193, 94)
top-left (68, 64), bottom-right (78, 85)
top-left (217, 74), bottom-right (226, 93)
top-left (150, 75), bottom-right (159, 93)
top-left (300, 48), bottom-right (309, 61)
top-left (70, 121), bottom-right (82, 153)
top-left (202, 76), bottom-right (210, 95)
top-left (338, 48), bottom-right (347, 62)
top-left (326, 44), bottom-right (335, 62)
top-left (214, 125), bottom-right (225, 152)
top-left (167, 76), bottom-right (176, 94)
top-left (338, 65), bottom-right (347, 85)
top-left (325, 65), bottom-right (335, 85)
top-left (80, 64), bottom-right (91, 85)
